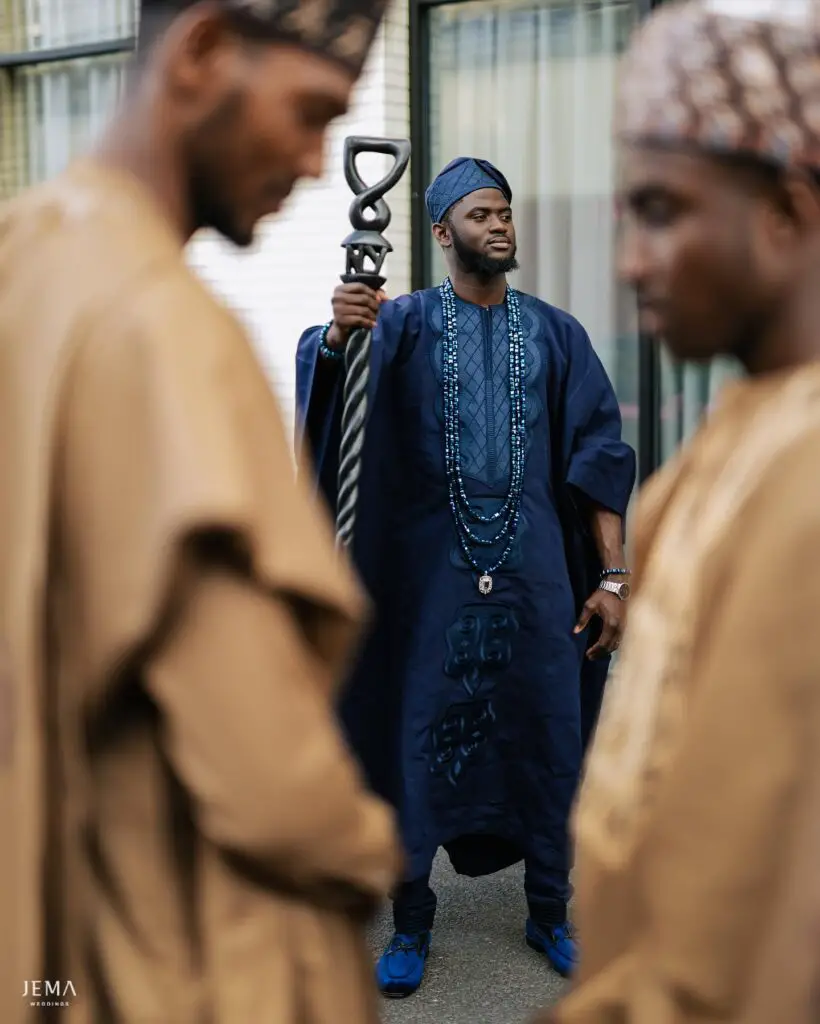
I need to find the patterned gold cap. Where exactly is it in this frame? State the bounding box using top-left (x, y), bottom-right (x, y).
top-left (617, 0), bottom-right (820, 168)
top-left (225, 0), bottom-right (388, 76)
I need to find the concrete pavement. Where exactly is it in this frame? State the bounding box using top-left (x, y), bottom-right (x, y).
top-left (368, 854), bottom-right (567, 1024)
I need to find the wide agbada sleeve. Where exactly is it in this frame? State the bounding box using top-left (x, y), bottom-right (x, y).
top-left (145, 549), bottom-right (399, 905)
top-left (57, 269), bottom-right (399, 905)
top-left (738, 744), bottom-right (820, 1024)
top-left (552, 433), bottom-right (820, 1023)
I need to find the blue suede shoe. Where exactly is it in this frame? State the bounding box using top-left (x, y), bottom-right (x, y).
top-left (525, 918), bottom-right (578, 978)
top-left (376, 931), bottom-right (431, 998)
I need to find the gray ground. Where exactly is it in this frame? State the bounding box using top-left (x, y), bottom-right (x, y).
top-left (368, 854), bottom-right (567, 1024)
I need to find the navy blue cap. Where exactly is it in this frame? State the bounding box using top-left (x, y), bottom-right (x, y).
top-left (424, 157), bottom-right (512, 224)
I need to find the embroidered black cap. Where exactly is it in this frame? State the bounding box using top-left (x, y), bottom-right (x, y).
top-left (225, 0), bottom-right (389, 76)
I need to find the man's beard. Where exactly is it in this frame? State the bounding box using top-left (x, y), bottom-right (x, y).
top-left (451, 223), bottom-right (519, 278)
top-left (186, 91), bottom-right (255, 249)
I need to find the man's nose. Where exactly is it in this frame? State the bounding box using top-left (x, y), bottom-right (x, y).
top-left (299, 137), bottom-right (326, 181)
top-left (616, 223), bottom-right (650, 288)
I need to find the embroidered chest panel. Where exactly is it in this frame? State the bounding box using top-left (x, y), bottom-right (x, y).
top-left (428, 296), bottom-right (543, 488)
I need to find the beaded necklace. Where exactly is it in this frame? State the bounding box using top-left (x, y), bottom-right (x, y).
top-left (440, 276), bottom-right (527, 596)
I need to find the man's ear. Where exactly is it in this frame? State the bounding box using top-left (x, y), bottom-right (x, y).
top-left (432, 221), bottom-right (452, 248)
top-left (782, 169), bottom-right (820, 234)
top-left (156, 4), bottom-right (242, 107)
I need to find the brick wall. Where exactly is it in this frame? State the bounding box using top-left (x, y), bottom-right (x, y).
top-left (187, 0), bottom-right (411, 437)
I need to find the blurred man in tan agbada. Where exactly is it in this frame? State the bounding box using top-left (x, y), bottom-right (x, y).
top-left (0, 0), bottom-right (401, 1020)
top-left (539, 1), bottom-right (820, 1022)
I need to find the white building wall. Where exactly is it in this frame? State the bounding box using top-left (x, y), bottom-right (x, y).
top-left (187, 0), bottom-right (411, 437)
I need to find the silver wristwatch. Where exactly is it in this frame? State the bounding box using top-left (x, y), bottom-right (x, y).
top-left (599, 579), bottom-right (630, 601)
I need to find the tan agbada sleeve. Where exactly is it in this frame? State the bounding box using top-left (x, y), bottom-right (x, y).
top-left (145, 553), bottom-right (398, 905)
top-left (738, 744), bottom-right (820, 1024)
top-left (57, 269), bottom-right (399, 906)
top-left (555, 434), bottom-right (820, 1023)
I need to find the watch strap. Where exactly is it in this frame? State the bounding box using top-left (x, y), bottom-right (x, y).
top-left (599, 579), bottom-right (629, 599)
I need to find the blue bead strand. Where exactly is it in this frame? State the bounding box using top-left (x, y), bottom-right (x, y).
top-left (441, 281), bottom-right (525, 524)
top-left (318, 320), bottom-right (344, 361)
top-left (440, 277), bottom-right (527, 582)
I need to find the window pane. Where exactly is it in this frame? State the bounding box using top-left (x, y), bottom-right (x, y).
top-left (427, 0), bottom-right (641, 469)
top-left (0, 0), bottom-right (136, 52)
top-left (0, 54), bottom-right (129, 197)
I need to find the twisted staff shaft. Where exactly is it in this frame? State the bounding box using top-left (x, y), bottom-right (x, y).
top-left (335, 324), bottom-right (372, 550)
top-left (333, 134), bottom-right (410, 551)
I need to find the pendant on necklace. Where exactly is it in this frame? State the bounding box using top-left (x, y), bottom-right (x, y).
top-left (478, 574), bottom-right (493, 596)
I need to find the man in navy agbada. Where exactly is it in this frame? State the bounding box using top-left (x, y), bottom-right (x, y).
top-left (295, 157), bottom-right (636, 997)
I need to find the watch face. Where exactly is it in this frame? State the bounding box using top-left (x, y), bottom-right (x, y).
top-left (618, 582), bottom-right (631, 599)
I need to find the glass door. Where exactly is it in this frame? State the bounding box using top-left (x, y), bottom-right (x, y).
top-left (423, 0), bottom-right (643, 473)
top-left (657, 353), bottom-right (741, 463)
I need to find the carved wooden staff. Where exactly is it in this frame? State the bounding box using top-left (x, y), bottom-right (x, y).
top-left (336, 136), bottom-right (411, 550)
